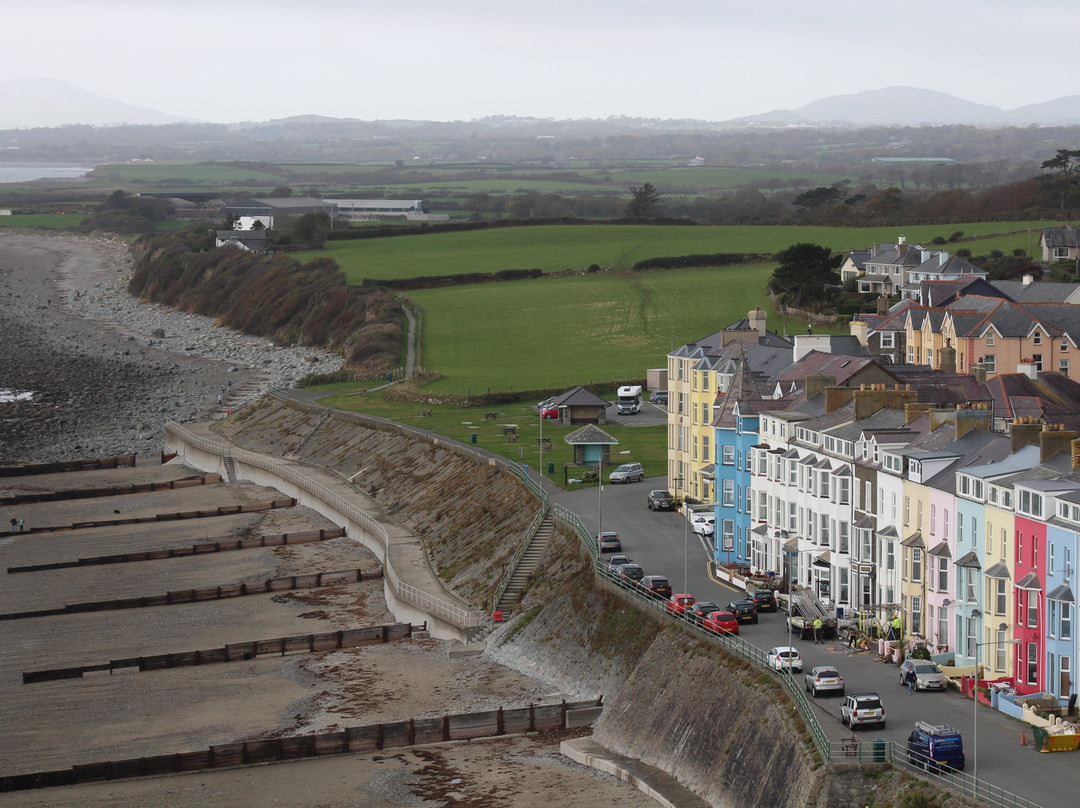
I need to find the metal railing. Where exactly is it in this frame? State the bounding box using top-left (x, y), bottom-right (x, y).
top-left (554, 504), bottom-right (1041, 808)
top-left (166, 422), bottom-right (485, 630)
top-left (827, 740), bottom-right (1042, 808)
top-left (492, 460), bottom-right (549, 612)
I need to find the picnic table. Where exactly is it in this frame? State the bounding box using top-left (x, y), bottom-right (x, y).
top-left (484, 411), bottom-right (499, 420)
top-left (502, 425), bottom-right (517, 435)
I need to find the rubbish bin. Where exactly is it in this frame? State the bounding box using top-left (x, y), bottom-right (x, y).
top-left (836, 607), bottom-right (844, 620)
top-left (385, 372), bottom-right (393, 382)
top-left (547, 461), bottom-right (555, 475)
top-left (470, 433), bottom-right (477, 444)
top-left (872, 739), bottom-right (886, 762)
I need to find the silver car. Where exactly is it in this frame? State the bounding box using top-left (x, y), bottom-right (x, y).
top-left (609, 462), bottom-right (644, 483)
top-left (899, 659), bottom-right (948, 691)
top-left (804, 665), bottom-right (845, 697)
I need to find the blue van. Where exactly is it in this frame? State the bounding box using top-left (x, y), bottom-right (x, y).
top-left (906, 721), bottom-right (965, 771)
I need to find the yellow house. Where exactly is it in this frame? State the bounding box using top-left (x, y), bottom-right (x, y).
top-left (982, 501), bottom-right (1017, 680)
top-left (900, 477), bottom-right (932, 640)
top-left (667, 309), bottom-right (771, 501)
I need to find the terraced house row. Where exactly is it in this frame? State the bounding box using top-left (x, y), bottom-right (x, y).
top-left (667, 228), bottom-right (1080, 701)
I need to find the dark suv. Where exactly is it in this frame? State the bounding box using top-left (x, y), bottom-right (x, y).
top-left (640, 575), bottom-right (672, 598)
top-left (747, 588), bottom-right (777, 612)
top-left (727, 599), bottom-right (759, 624)
top-left (647, 489), bottom-right (675, 510)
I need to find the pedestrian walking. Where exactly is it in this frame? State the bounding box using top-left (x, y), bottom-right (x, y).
top-left (8, 517), bottom-right (15, 533)
top-left (906, 666), bottom-right (918, 694)
top-left (813, 617), bottom-right (823, 644)
top-left (218, 393), bottom-right (223, 405)
top-left (17, 517), bottom-right (23, 532)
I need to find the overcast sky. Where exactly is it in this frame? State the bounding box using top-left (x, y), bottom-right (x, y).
top-left (7, 0), bottom-right (1076, 124)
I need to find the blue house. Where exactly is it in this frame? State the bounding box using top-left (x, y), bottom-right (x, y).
top-left (712, 357), bottom-right (788, 567)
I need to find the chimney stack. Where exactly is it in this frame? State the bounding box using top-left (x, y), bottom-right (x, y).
top-left (940, 341), bottom-right (956, 376)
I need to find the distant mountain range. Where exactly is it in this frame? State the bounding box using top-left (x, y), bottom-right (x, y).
top-left (4, 78), bottom-right (1080, 130)
top-left (0, 78), bottom-right (196, 129)
top-left (737, 86), bottom-right (1080, 128)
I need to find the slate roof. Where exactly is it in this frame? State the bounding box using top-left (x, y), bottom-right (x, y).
top-left (776, 352), bottom-right (898, 386)
top-left (985, 371), bottom-right (1080, 420)
top-left (1042, 227), bottom-right (1080, 249)
top-left (992, 279), bottom-right (1079, 303)
top-left (563, 424), bottom-right (618, 445)
top-left (553, 386), bottom-right (610, 408)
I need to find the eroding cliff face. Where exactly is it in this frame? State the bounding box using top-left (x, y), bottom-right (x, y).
top-left (593, 633), bottom-right (819, 808)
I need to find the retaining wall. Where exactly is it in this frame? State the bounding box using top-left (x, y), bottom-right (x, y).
top-left (165, 422), bottom-right (483, 642)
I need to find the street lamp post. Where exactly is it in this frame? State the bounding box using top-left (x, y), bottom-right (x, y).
top-left (674, 477), bottom-right (688, 593)
top-left (971, 626), bottom-right (1020, 800)
top-left (597, 455), bottom-right (603, 538)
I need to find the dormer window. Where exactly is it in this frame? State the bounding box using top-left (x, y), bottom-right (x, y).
top-left (1033, 331), bottom-right (1042, 346)
top-left (986, 333), bottom-right (995, 346)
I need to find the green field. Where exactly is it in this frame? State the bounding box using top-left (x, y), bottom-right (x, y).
top-left (408, 262), bottom-right (809, 394)
top-left (311, 221), bottom-right (1055, 283)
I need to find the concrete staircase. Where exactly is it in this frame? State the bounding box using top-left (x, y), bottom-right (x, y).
top-left (222, 455), bottom-right (237, 484)
top-left (495, 514), bottom-right (554, 614)
top-left (293, 409), bottom-right (334, 455)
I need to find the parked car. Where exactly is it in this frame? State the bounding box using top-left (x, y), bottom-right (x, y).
top-left (647, 489), bottom-right (675, 510)
top-left (640, 575), bottom-right (672, 599)
top-left (609, 462), bottom-right (645, 484)
top-left (666, 593), bottom-right (696, 616)
top-left (906, 722), bottom-right (964, 771)
top-left (804, 666), bottom-right (845, 697)
top-left (690, 515), bottom-right (715, 536)
top-left (650, 390), bottom-right (668, 405)
top-left (536, 397), bottom-right (557, 412)
top-left (840, 692), bottom-right (886, 730)
top-left (727, 599), bottom-right (759, 624)
top-left (768, 646), bottom-right (802, 673)
top-left (541, 406), bottom-right (559, 419)
top-left (606, 553), bottom-right (632, 569)
top-left (702, 610), bottom-right (739, 635)
top-left (898, 659), bottom-right (948, 691)
top-left (616, 562), bottom-right (645, 582)
top-left (747, 588), bottom-right (777, 612)
top-left (597, 531), bottom-right (621, 553)
top-left (688, 601), bottom-right (721, 622)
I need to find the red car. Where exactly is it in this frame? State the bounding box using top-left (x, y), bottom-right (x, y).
top-left (666, 593), bottom-right (696, 616)
top-left (541, 406), bottom-right (559, 419)
top-left (702, 611), bottom-right (740, 635)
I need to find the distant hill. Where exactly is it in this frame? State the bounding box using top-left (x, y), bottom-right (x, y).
top-left (5, 77), bottom-right (1080, 131)
top-left (0, 78), bottom-right (197, 129)
top-left (732, 86), bottom-right (1080, 128)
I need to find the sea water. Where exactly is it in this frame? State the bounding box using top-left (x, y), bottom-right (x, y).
top-left (0, 166), bottom-right (90, 183)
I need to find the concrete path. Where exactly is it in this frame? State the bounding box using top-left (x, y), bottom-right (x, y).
top-left (561, 737), bottom-right (710, 808)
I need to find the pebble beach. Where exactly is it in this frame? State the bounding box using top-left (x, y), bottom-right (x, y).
top-left (0, 232), bottom-right (343, 463)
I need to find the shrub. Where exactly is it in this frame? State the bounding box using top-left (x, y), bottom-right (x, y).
top-left (948, 230), bottom-right (964, 243)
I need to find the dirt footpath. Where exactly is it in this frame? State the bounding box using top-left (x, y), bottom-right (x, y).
top-left (0, 465), bottom-right (654, 808)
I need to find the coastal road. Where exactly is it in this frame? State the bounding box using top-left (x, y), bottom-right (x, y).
top-left (549, 474), bottom-right (1077, 808)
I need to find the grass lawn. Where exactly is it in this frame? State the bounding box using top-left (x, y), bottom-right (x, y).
top-left (405, 262), bottom-right (816, 395)
top-left (311, 383), bottom-right (666, 491)
top-left (309, 221), bottom-right (1055, 283)
top-left (0, 214), bottom-right (90, 228)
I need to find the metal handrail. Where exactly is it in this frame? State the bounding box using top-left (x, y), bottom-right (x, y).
top-left (491, 460), bottom-right (549, 611)
top-left (588, 561), bottom-right (1039, 807)
top-left (166, 422), bottom-right (485, 629)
